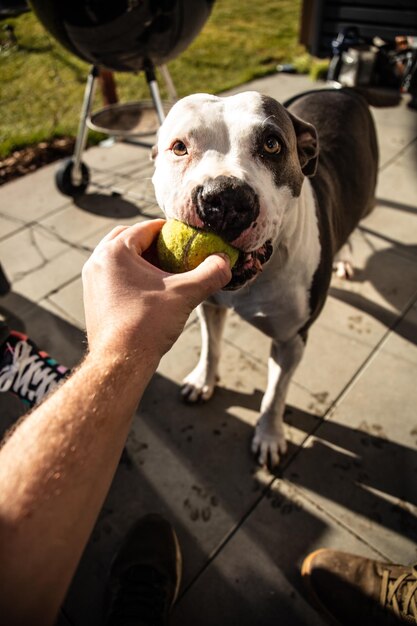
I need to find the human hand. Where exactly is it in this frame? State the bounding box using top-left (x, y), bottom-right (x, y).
top-left (82, 219), bottom-right (231, 370)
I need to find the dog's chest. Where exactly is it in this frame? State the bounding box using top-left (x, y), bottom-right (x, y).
top-left (214, 181), bottom-right (322, 341)
top-left (212, 253), bottom-right (318, 341)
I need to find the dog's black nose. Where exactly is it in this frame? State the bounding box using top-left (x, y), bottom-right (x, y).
top-left (192, 176), bottom-right (260, 241)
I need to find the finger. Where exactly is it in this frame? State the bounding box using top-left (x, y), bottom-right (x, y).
top-left (97, 225), bottom-right (130, 245)
top-left (173, 253), bottom-right (232, 301)
top-left (82, 227), bottom-right (129, 277)
top-left (122, 219), bottom-right (166, 255)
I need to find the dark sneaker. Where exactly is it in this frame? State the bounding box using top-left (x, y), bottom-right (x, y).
top-left (105, 514), bottom-right (182, 626)
top-left (302, 549), bottom-right (417, 625)
top-left (0, 330), bottom-right (69, 407)
top-left (0, 263), bottom-right (10, 296)
top-left (0, 320), bottom-right (10, 345)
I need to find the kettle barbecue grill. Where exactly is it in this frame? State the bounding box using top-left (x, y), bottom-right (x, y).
top-left (30, 0), bottom-right (215, 196)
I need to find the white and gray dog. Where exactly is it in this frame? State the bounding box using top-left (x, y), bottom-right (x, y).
top-left (152, 89), bottom-right (378, 467)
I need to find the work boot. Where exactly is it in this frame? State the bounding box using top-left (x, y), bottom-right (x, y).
top-left (302, 549), bottom-right (417, 625)
top-left (0, 330), bottom-right (69, 406)
top-left (105, 514), bottom-right (182, 626)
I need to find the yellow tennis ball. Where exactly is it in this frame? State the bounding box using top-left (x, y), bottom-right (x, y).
top-left (157, 219), bottom-right (239, 273)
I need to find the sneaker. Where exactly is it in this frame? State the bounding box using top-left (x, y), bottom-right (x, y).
top-left (0, 330), bottom-right (69, 407)
top-left (302, 549), bottom-right (417, 625)
top-left (0, 263), bottom-right (10, 296)
top-left (105, 514), bottom-right (182, 626)
top-left (0, 320), bottom-right (10, 345)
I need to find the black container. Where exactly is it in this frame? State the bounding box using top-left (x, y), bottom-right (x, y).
top-left (29, 0), bottom-right (214, 72)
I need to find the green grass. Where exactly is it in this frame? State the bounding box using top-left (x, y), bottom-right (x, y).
top-left (0, 1), bottom-right (307, 159)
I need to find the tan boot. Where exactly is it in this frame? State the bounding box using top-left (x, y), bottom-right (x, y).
top-left (302, 549), bottom-right (417, 625)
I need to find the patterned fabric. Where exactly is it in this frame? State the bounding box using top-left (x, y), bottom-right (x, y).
top-left (0, 331), bottom-right (69, 407)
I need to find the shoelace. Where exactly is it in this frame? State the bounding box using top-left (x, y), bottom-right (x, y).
top-left (0, 339), bottom-right (60, 404)
top-left (108, 565), bottom-right (170, 626)
top-left (380, 565), bottom-right (417, 623)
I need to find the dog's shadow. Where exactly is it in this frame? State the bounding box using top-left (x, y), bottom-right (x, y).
top-left (331, 238), bottom-right (417, 346)
top-left (121, 372), bottom-right (417, 542)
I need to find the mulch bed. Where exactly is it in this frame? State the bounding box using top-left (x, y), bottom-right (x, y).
top-left (0, 137), bottom-right (76, 186)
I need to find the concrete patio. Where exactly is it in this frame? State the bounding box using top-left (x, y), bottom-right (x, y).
top-left (1, 72), bottom-right (416, 625)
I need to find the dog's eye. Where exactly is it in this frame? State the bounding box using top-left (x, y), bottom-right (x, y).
top-left (171, 140), bottom-right (188, 156)
top-left (263, 136), bottom-right (281, 155)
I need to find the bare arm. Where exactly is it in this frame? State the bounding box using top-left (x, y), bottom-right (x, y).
top-left (0, 219), bottom-right (231, 626)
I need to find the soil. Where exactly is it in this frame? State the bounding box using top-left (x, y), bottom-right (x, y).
top-left (0, 137), bottom-right (76, 186)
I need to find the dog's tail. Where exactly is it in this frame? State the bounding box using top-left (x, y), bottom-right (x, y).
top-left (283, 85), bottom-right (402, 110)
top-left (344, 85), bottom-right (402, 107)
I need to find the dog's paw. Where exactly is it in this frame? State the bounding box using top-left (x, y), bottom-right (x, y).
top-left (251, 420), bottom-right (287, 468)
top-left (181, 367), bottom-right (218, 403)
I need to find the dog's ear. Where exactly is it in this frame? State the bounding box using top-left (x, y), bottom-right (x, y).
top-left (150, 144), bottom-right (158, 160)
top-left (287, 111), bottom-right (319, 177)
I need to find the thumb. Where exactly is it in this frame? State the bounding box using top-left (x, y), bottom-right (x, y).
top-left (181, 253), bottom-right (232, 301)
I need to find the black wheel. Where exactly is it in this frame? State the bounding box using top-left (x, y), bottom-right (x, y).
top-left (55, 158), bottom-right (90, 197)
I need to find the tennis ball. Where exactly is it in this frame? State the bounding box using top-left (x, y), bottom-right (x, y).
top-left (157, 219), bottom-right (239, 273)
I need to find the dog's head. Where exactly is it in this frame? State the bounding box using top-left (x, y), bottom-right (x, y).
top-left (152, 91), bottom-right (318, 289)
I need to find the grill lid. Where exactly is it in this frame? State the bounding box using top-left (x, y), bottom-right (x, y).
top-left (30, 0), bottom-right (215, 72)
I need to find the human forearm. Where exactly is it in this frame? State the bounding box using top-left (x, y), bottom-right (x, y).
top-left (0, 350), bottom-right (155, 625)
top-left (0, 219), bottom-right (231, 625)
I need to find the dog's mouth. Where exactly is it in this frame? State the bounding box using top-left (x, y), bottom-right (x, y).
top-left (225, 240), bottom-right (273, 290)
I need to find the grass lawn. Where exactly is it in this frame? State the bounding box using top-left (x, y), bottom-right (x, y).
top-left (0, 1), bottom-right (307, 159)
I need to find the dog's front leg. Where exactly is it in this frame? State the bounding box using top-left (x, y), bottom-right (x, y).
top-left (181, 302), bottom-right (227, 403)
top-left (252, 334), bottom-right (305, 467)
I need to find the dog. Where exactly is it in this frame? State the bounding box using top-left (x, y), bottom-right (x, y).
top-left (151, 88), bottom-right (378, 467)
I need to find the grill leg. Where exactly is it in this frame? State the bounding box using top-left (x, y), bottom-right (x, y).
top-left (159, 64), bottom-right (178, 103)
top-left (144, 62), bottom-right (166, 125)
top-left (72, 65), bottom-right (98, 184)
